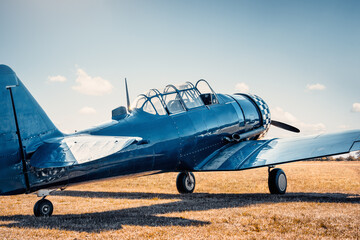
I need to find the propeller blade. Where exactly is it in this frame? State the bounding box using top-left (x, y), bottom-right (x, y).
top-left (271, 120), bottom-right (300, 133)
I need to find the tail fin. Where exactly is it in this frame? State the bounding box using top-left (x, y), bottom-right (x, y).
top-left (0, 65), bottom-right (63, 154)
top-left (0, 65), bottom-right (63, 153)
top-left (0, 65), bottom-right (63, 195)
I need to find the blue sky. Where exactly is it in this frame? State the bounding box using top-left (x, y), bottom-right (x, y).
top-left (0, 0), bottom-right (359, 137)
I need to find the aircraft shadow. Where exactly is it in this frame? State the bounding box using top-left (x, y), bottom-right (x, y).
top-left (0, 191), bottom-right (359, 233)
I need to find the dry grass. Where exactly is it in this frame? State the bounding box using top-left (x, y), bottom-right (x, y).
top-left (0, 161), bottom-right (359, 239)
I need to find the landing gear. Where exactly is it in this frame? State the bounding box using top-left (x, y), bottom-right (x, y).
top-left (34, 198), bottom-right (53, 217)
top-left (176, 172), bottom-right (195, 193)
top-left (33, 189), bottom-right (58, 217)
top-left (268, 168), bottom-right (287, 194)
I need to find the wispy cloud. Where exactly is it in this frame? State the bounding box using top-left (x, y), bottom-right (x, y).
top-left (235, 82), bottom-right (250, 93)
top-left (306, 83), bottom-right (326, 91)
top-left (72, 68), bottom-right (113, 96)
top-left (352, 102), bottom-right (360, 112)
top-left (338, 124), bottom-right (350, 130)
top-left (48, 75), bottom-right (67, 82)
top-left (79, 106), bottom-right (97, 114)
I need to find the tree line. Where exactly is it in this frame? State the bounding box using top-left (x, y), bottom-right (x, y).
top-left (311, 151), bottom-right (360, 161)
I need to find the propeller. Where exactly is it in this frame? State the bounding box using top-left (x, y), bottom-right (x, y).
top-left (271, 120), bottom-right (300, 133)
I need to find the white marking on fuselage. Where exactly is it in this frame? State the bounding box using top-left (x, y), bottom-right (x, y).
top-left (63, 135), bottom-right (142, 164)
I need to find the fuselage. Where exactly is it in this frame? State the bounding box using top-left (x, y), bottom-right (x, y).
top-left (26, 93), bottom-right (268, 192)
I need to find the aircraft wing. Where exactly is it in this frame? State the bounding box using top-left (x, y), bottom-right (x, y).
top-left (30, 135), bottom-right (141, 168)
top-left (194, 130), bottom-right (360, 171)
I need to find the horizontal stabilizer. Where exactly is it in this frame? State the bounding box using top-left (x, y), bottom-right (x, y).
top-left (30, 135), bottom-right (141, 168)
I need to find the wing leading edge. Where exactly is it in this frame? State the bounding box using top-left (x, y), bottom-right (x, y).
top-left (194, 130), bottom-right (360, 171)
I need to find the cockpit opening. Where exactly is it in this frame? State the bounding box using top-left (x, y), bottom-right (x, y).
top-left (195, 79), bottom-right (219, 106)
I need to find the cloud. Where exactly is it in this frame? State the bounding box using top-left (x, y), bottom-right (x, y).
top-left (72, 68), bottom-right (113, 96)
top-left (235, 82), bottom-right (250, 93)
top-left (271, 107), bottom-right (297, 123)
top-left (79, 106), bottom-right (97, 114)
top-left (269, 107), bottom-right (326, 137)
top-left (306, 83), bottom-right (326, 91)
top-left (48, 75), bottom-right (67, 82)
top-left (351, 102), bottom-right (360, 112)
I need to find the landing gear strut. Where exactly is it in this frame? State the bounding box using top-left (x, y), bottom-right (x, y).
top-left (268, 168), bottom-right (287, 194)
top-left (176, 172), bottom-right (195, 193)
top-left (34, 198), bottom-right (53, 217)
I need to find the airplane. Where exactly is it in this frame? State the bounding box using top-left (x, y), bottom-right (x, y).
top-left (0, 64), bottom-right (359, 217)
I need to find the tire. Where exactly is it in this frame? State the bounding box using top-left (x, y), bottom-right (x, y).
top-left (34, 199), bottom-right (53, 217)
top-left (176, 172), bottom-right (195, 194)
top-left (268, 168), bottom-right (287, 194)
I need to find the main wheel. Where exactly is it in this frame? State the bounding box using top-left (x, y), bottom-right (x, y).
top-left (268, 168), bottom-right (287, 194)
top-left (34, 199), bottom-right (53, 217)
top-left (176, 172), bottom-right (195, 194)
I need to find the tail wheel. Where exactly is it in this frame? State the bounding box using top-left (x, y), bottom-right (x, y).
top-left (34, 199), bottom-right (53, 217)
top-left (268, 168), bottom-right (287, 194)
top-left (176, 172), bottom-right (195, 194)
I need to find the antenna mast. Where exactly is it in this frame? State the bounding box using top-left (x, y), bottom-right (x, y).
top-left (125, 78), bottom-right (131, 112)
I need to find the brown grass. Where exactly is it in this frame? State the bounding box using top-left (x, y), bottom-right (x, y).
top-left (0, 161), bottom-right (359, 239)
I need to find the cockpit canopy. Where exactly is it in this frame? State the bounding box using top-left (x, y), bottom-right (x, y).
top-left (131, 80), bottom-right (218, 115)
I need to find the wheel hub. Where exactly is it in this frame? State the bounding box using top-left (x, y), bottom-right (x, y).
top-left (278, 173), bottom-right (286, 191)
top-left (42, 205), bottom-right (50, 214)
top-left (185, 175), bottom-right (194, 190)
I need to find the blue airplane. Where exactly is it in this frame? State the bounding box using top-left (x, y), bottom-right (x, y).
top-left (1, 64), bottom-right (359, 217)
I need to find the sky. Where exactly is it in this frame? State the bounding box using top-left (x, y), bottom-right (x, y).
top-left (0, 0), bottom-right (359, 138)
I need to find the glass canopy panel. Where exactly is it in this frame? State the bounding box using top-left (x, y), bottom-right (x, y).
top-left (196, 79), bottom-right (213, 94)
top-left (131, 95), bottom-right (147, 110)
top-left (163, 92), bottom-right (185, 114)
top-left (142, 100), bottom-right (157, 115)
top-left (175, 83), bottom-right (193, 91)
top-left (146, 89), bottom-right (158, 98)
top-left (180, 89), bottom-right (204, 109)
top-left (163, 85), bottom-right (178, 94)
top-left (150, 97), bottom-right (166, 115)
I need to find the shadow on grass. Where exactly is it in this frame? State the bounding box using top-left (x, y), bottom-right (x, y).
top-left (0, 191), bottom-right (359, 232)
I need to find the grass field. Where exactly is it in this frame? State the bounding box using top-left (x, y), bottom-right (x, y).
top-left (0, 161), bottom-right (359, 239)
